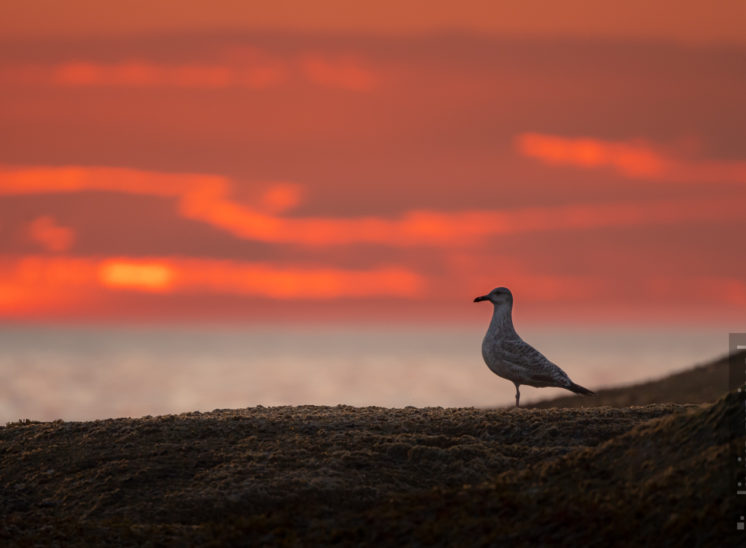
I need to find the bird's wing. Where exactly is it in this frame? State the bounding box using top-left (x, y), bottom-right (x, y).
top-left (499, 337), bottom-right (571, 387)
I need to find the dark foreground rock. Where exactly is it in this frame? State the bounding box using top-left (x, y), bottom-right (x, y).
top-left (355, 390), bottom-right (743, 546)
top-left (1, 393), bottom-right (741, 546)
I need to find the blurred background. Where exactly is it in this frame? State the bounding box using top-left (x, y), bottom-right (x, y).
top-left (1, 1), bottom-right (744, 420)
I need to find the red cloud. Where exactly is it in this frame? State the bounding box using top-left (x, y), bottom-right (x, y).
top-left (51, 60), bottom-right (286, 89)
top-left (516, 133), bottom-right (666, 177)
top-left (99, 260), bottom-right (174, 292)
top-left (259, 183), bottom-right (304, 213)
top-left (2, 165), bottom-right (743, 248)
top-left (2, 52), bottom-right (380, 92)
top-left (0, 255), bottom-right (425, 317)
top-left (28, 216), bottom-right (75, 252)
top-left (516, 132), bottom-right (746, 184)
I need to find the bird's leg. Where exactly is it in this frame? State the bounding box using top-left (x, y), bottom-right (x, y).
top-left (514, 384), bottom-right (520, 408)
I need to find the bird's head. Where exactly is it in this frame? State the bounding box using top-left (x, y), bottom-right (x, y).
top-left (473, 287), bottom-right (513, 307)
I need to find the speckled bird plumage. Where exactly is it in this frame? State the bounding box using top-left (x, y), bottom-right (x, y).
top-left (474, 287), bottom-right (593, 407)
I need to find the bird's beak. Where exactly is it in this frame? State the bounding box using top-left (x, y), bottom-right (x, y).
top-left (473, 295), bottom-right (488, 303)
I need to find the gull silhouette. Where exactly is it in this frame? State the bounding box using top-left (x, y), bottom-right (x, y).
top-left (474, 287), bottom-right (594, 407)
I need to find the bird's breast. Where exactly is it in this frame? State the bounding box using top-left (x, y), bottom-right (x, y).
top-left (481, 338), bottom-right (513, 378)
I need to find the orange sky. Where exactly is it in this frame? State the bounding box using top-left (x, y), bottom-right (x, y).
top-left (1, 4), bottom-right (745, 324)
top-left (3, 2), bottom-right (746, 45)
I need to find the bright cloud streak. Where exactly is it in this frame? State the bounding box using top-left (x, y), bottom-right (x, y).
top-left (2, 165), bottom-right (743, 249)
top-left (260, 183), bottom-right (304, 214)
top-left (0, 255), bottom-right (425, 316)
top-left (517, 133), bottom-right (667, 177)
top-left (99, 260), bottom-right (174, 292)
top-left (51, 60), bottom-right (286, 89)
top-left (1, 54), bottom-right (379, 92)
top-left (169, 259), bottom-right (422, 299)
top-left (516, 132), bottom-right (746, 184)
top-left (3, 253), bottom-right (743, 321)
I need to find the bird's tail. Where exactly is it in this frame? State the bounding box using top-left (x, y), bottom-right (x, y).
top-left (568, 382), bottom-right (594, 396)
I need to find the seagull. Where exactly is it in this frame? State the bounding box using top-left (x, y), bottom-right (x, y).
top-left (474, 287), bottom-right (594, 407)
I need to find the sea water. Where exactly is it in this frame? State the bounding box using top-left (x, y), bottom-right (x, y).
top-left (0, 324), bottom-right (731, 422)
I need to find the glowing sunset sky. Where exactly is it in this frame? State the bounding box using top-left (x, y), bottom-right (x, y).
top-left (1, 2), bottom-right (745, 323)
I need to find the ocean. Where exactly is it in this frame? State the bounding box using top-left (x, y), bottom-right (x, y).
top-left (0, 324), bottom-right (731, 422)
